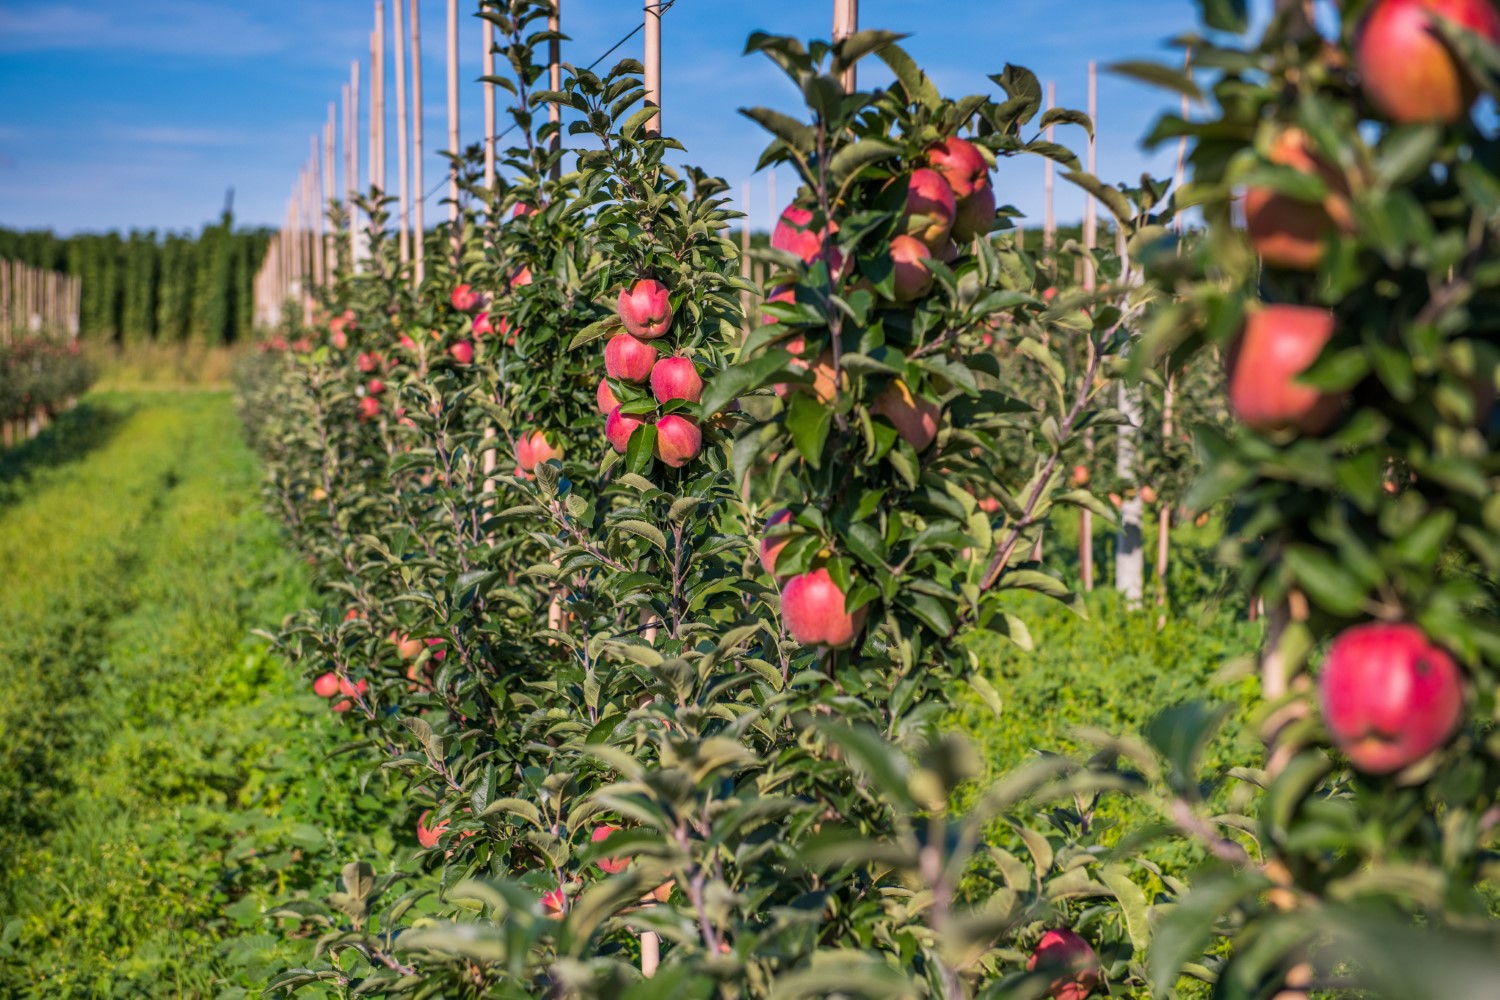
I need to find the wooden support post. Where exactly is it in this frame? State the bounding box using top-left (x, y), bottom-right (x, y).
top-left (549, 1), bottom-right (561, 179)
top-left (411, 0), bottom-right (427, 283)
top-left (311, 136), bottom-right (326, 289)
top-left (1080, 62), bottom-right (1097, 594)
top-left (325, 103), bottom-right (337, 270)
top-left (644, 0), bottom-right (661, 135)
top-left (446, 0), bottom-right (460, 232)
top-left (832, 0), bottom-right (858, 91)
top-left (394, 0), bottom-right (412, 265)
top-left (482, 7), bottom-right (496, 195)
top-left (1159, 52), bottom-right (1191, 620)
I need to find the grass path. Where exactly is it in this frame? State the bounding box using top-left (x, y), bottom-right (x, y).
top-left (0, 393), bottom-right (388, 998)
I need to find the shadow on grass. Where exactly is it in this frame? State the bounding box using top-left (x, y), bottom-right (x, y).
top-left (0, 399), bottom-right (129, 509)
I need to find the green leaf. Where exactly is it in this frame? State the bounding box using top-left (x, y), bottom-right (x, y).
top-left (1108, 60), bottom-right (1203, 101)
top-left (785, 392), bottom-right (833, 469)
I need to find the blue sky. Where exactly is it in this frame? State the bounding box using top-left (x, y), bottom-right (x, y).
top-left (0, 0), bottom-right (1211, 236)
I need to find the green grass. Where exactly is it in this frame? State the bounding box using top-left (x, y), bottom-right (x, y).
top-left (0, 392), bottom-right (393, 998)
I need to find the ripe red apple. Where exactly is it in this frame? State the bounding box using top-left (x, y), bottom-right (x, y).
top-left (338, 676), bottom-right (368, 699)
top-left (423, 637), bottom-right (447, 661)
top-left (596, 378), bottom-right (620, 415)
top-left (977, 496), bottom-right (1001, 513)
top-left (330, 329), bottom-right (348, 350)
top-left (357, 352), bottom-right (382, 374)
top-left (449, 341), bottom-right (474, 365)
top-left (605, 406), bottom-right (645, 453)
top-left (762, 283), bottom-right (797, 324)
top-left (903, 168), bottom-right (957, 250)
top-left (951, 181), bottom-right (997, 242)
top-left (1244, 128), bottom-right (1354, 271)
top-left (1226, 305), bottom-right (1343, 435)
top-left (772, 206), bottom-right (829, 263)
top-left (654, 414), bottom-right (702, 468)
top-left (357, 396), bottom-right (381, 422)
top-left (473, 311), bottom-right (494, 337)
top-left (313, 672), bottom-right (340, 698)
top-left (889, 234), bottom-right (935, 302)
top-left (1028, 929), bottom-right (1101, 1000)
top-left (802, 351), bottom-right (841, 404)
top-left (510, 266), bottom-right (533, 288)
top-left (451, 284), bottom-right (483, 312)
top-left (331, 699), bottom-right (353, 712)
top-left (417, 810), bottom-right (450, 849)
top-left (617, 278), bottom-right (674, 339)
top-left (927, 136), bottom-right (990, 201)
top-left (1071, 464), bottom-right (1090, 488)
top-left (391, 631), bottom-right (424, 659)
top-left (540, 886), bottom-right (566, 917)
top-left (781, 567), bottom-right (867, 649)
top-left (516, 430), bottom-right (561, 471)
top-left (1356, 0), bottom-right (1500, 125)
top-left (604, 333), bottom-right (657, 383)
top-left (590, 825), bottom-right (630, 874)
top-left (871, 379), bottom-right (940, 451)
top-left (1320, 622), bottom-right (1464, 774)
top-left (650, 356), bottom-right (704, 404)
top-left (366, 378), bottom-right (386, 395)
top-left (760, 508), bottom-right (794, 578)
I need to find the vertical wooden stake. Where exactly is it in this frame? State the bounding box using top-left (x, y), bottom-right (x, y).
top-left (644, 0), bottom-right (661, 135)
top-left (1043, 81), bottom-right (1056, 262)
top-left (1159, 51), bottom-right (1191, 620)
top-left (832, 0), bottom-right (858, 92)
top-left (374, 4), bottom-right (386, 192)
top-left (483, 7), bottom-right (496, 195)
top-left (394, 0), bottom-right (412, 265)
top-left (1080, 62), bottom-right (1097, 594)
top-left (411, 0), bottom-right (427, 283)
top-left (325, 103), bottom-right (337, 273)
top-left (350, 60), bottom-right (362, 259)
top-left (549, 1), bottom-right (561, 179)
top-left (446, 0), bottom-right (460, 233)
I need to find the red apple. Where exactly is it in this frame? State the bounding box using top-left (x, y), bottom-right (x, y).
top-left (927, 136), bottom-right (990, 200)
top-left (452, 284), bottom-right (482, 312)
top-left (357, 396), bottom-right (381, 422)
top-left (951, 181), bottom-right (997, 242)
top-left (417, 810), bottom-right (450, 849)
top-left (366, 378), bottom-right (386, 395)
top-left (540, 886), bottom-right (566, 917)
top-left (762, 283), bottom-right (797, 324)
top-left (650, 356), bottom-right (704, 404)
top-left (772, 206), bottom-right (829, 263)
top-left (330, 329), bottom-right (348, 350)
top-left (1320, 622), bottom-right (1464, 774)
top-left (392, 631), bottom-right (424, 659)
top-left (590, 825), bottom-right (630, 874)
top-left (1028, 929), bottom-right (1101, 1000)
top-left (313, 672), bottom-right (340, 698)
top-left (449, 341), bottom-right (474, 365)
top-left (1226, 305), bottom-right (1343, 435)
top-left (332, 699), bottom-right (353, 712)
top-left (338, 676), bottom-right (368, 699)
top-left (510, 266), bottom-right (533, 288)
top-left (605, 406), bottom-right (645, 453)
top-left (517, 430), bottom-right (561, 471)
top-left (596, 378), bottom-right (620, 415)
top-left (871, 379), bottom-right (940, 451)
top-left (889, 235), bottom-right (934, 302)
top-left (1071, 464), bottom-right (1091, 487)
top-left (618, 278), bottom-right (674, 339)
top-left (604, 333), bottom-right (657, 383)
top-left (781, 567), bottom-right (867, 649)
top-left (654, 415), bottom-right (702, 468)
top-left (1356, 0), bottom-right (1500, 125)
top-left (357, 352), bottom-right (381, 374)
top-left (903, 167), bottom-right (957, 249)
top-left (760, 508), bottom-right (794, 578)
top-left (1244, 127), bottom-right (1354, 271)
top-left (473, 311), bottom-right (494, 336)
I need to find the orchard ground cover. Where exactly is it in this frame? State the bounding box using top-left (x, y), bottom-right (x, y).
top-left (0, 392), bottom-right (392, 997)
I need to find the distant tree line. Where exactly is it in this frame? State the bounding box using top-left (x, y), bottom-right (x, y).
top-left (0, 211), bottom-right (272, 345)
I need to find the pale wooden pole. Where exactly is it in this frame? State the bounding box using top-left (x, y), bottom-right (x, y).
top-left (446, 0), bottom-right (460, 232)
top-left (411, 0), bottom-right (427, 283)
top-left (548, 1), bottom-right (561, 179)
top-left (1043, 81), bottom-right (1056, 261)
top-left (1080, 62), bottom-right (1097, 594)
top-left (325, 104), bottom-right (336, 273)
top-left (483, 7), bottom-right (496, 194)
top-left (644, 0), bottom-right (661, 135)
top-left (312, 136), bottom-right (326, 289)
top-left (369, 1), bottom-right (381, 191)
top-left (832, 0), bottom-right (858, 91)
top-left (350, 61), bottom-right (362, 261)
top-left (394, 0), bottom-right (412, 265)
top-left (1160, 52), bottom-right (1191, 619)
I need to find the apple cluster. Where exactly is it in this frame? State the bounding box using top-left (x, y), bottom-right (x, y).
top-left (597, 277), bottom-right (707, 469)
top-left (1226, 0), bottom-right (1494, 775)
top-left (759, 135), bottom-right (995, 651)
